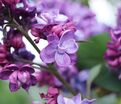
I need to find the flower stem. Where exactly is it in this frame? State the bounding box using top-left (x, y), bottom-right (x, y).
top-left (48, 65), bottom-right (77, 95)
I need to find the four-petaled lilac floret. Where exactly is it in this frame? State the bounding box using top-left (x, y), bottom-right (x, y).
top-left (40, 30), bottom-right (78, 67)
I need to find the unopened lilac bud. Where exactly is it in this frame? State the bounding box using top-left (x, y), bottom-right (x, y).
top-left (11, 35), bottom-right (25, 49)
top-left (5, 30), bottom-right (25, 49)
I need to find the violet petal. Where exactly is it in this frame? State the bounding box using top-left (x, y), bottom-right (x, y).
top-left (61, 39), bottom-right (78, 54)
top-left (40, 42), bottom-right (57, 63)
top-left (55, 52), bottom-right (71, 66)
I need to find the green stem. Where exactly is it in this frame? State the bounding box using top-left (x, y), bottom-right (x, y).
top-left (86, 81), bottom-right (91, 99)
top-left (48, 65), bottom-right (77, 95)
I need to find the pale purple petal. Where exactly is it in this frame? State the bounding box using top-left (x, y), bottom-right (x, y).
top-left (81, 99), bottom-right (96, 104)
top-left (55, 52), bottom-right (71, 66)
top-left (54, 14), bottom-right (68, 24)
top-left (64, 98), bottom-right (75, 104)
top-left (41, 9), bottom-right (59, 24)
top-left (57, 94), bottom-right (65, 104)
top-left (35, 15), bottom-right (47, 25)
top-left (18, 71), bottom-right (30, 83)
top-left (40, 43), bottom-right (57, 63)
top-left (75, 30), bottom-right (86, 41)
top-left (47, 35), bottom-right (59, 43)
top-left (59, 30), bottom-right (75, 45)
top-left (72, 94), bottom-right (82, 104)
top-left (61, 39), bottom-right (78, 54)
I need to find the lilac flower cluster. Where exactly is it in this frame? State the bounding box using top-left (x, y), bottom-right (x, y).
top-left (105, 6), bottom-right (121, 75)
top-left (0, 64), bottom-right (36, 92)
top-left (0, 0), bottom-right (99, 103)
top-left (0, 39), bottom-right (37, 92)
top-left (33, 87), bottom-right (95, 104)
top-left (0, 0), bottom-right (38, 91)
top-left (105, 29), bottom-right (121, 70)
top-left (30, 0), bottom-right (109, 39)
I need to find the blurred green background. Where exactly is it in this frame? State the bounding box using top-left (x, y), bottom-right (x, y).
top-left (0, 81), bottom-right (31, 104)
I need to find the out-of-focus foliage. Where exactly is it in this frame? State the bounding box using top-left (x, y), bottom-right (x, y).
top-left (95, 65), bottom-right (121, 92)
top-left (77, 33), bottom-right (121, 93)
top-left (0, 81), bottom-right (31, 104)
top-left (94, 94), bottom-right (118, 104)
top-left (77, 33), bottom-right (110, 69)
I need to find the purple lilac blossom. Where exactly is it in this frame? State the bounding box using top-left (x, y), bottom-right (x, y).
top-left (40, 30), bottom-right (78, 67)
top-left (34, 0), bottom-right (109, 39)
top-left (104, 28), bottom-right (121, 79)
top-left (31, 9), bottom-right (69, 43)
top-left (105, 28), bottom-right (121, 69)
top-left (35, 9), bottom-right (68, 26)
top-left (57, 94), bottom-right (95, 104)
top-left (0, 64), bottom-right (37, 92)
top-left (40, 87), bottom-right (59, 104)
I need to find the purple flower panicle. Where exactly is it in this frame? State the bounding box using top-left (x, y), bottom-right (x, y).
top-left (105, 29), bottom-right (121, 69)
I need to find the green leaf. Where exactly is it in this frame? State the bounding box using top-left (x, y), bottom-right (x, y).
top-left (77, 33), bottom-right (110, 69)
top-left (95, 65), bottom-right (121, 92)
top-left (86, 65), bottom-right (101, 98)
top-left (94, 94), bottom-right (118, 104)
top-left (88, 64), bottom-right (101, 84)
